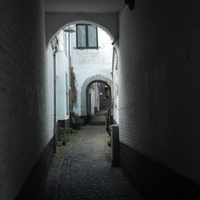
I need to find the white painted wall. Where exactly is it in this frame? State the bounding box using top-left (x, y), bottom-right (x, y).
top-left (88, 83), bottom-right (98, 116)
top-left (71, 27), bottom-right (113, 116)
top-left (0, 1), bottom-right (54, 199)
top-left (119, 0), bottom-right (200, 186)
top-left (56, 30), bottom-right (70, 121)
top-left (47, 30), bottom-right (70, 124)
top-left (112, 48), bottom-right (119, 123)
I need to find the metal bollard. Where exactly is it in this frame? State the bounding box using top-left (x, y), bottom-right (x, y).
top-left (111, 124), bottom-right (119, 166)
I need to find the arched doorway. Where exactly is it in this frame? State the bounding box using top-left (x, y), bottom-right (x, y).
top-left (81, 75), bottom-right (112, 123)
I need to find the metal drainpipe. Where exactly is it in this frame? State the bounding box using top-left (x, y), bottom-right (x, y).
top-left (53, 47), bottom-right (58, 153)
top-left (68, 33), bottom-right (72, 124)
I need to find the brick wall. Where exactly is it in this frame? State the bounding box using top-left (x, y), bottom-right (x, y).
top-left (119, 0), bottom-right (200, 197)
top-left (0, 1), bottom-right (54, 199)
top-left (15, 138), bottom-right (54, 200)
top-left (120, 143), bottom-right (200, 200)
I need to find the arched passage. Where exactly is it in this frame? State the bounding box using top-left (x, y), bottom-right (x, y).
top-left (81, 74), bottom-right (112, 123)
top-left (46, 20), bottom-right (116, 127)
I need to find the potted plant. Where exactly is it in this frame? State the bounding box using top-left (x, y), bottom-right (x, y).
top-left (57, 123), bottom-right (74, 145)
top-left (72, 117), bottom-right (84, 130)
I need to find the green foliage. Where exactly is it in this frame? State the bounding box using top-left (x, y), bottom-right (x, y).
top-left (71, 68), bottom-right (78, 109)
top-left (106, 88), bottom-right (110, 98)
top-left (75, 117), bottom-right (84, 125)
top-left (57, 123), bottom-right (74, 144)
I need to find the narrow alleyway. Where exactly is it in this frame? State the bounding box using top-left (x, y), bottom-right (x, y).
top-left (42, 111), bottom-right (144, 200)
top-left (88, 110), bottom-right (106, 125)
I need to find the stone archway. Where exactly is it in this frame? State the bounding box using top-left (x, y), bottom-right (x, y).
top-left (81, 74), bottom-right (112, 122)
top-left (45, 13), bottom-right (119, 46)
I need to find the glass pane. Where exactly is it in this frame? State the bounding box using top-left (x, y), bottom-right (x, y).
top-left (88, 25), bottom-right (97, 47)
top-left (77, 25), bottom-right (86, 48)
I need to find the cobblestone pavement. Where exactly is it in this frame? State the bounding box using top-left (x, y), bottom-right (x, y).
top-left (42, 124), bottom-right (144, 200)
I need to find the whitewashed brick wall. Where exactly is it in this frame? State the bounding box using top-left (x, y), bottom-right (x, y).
top-left (119, 0), bottom-right (200, 186)
top-left (0, 1), bottom-right (54, 199)
top-left (72, 27), bottom-right (113, 116)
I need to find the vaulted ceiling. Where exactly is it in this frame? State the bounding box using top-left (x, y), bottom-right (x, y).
top-left (45, 0), bottom-right (123, 13)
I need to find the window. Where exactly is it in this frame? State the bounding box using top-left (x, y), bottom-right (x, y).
top-left (76, 24), bottom-right (98, 49)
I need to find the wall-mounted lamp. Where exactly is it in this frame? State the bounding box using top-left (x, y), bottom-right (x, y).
top-left (124, 0), bottom-right (135, 10)
top-left (50, 36), bottom-right (59, 50)
top-left (64, 28), bottom-right (75, 33)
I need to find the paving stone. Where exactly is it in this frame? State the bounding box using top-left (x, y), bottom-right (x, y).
top-left (42, 124), bottom-right (144, 200)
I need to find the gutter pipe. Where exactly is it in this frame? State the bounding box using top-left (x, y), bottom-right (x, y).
top-left (53, 47), bottom-right (58, 153)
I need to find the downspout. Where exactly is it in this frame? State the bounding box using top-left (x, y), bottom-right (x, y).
top-left (68, 33), bottom-right (72, 123)
top-left (53, 47), bottom-right (58, 153)
top-left (95, 82), bottom-right (97, 113)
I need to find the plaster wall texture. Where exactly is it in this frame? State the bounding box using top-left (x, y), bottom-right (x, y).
top-left (72, 28), bottom-right (113, 116)
top-left (119, 0), bottom-right (200, 185)
top-left (0, 1), bottom-right (54, 199)
top-left (88, 86), bottom-right (96, 116)
top-left (56, 31), bottom-right (70, 121)
top-left (94, 83), bottom-right (100, 110)
top-left (112, 49), bottom-right (119, 123)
